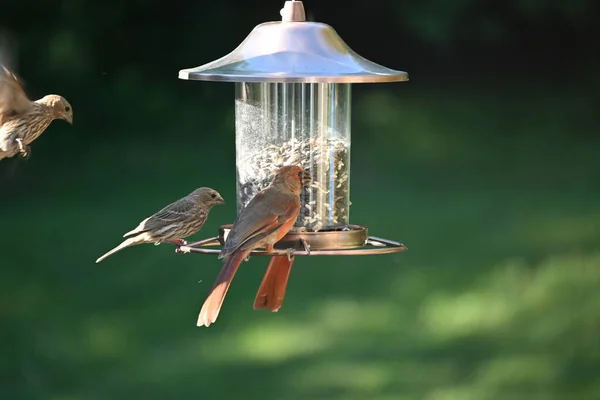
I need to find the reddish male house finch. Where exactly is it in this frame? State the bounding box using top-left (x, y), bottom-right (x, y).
top-left (0, 65), bottom-right (73, 161)
top-left (95, 187), bottom-right (225, 263)
top-left (197, 165), bottom-right (311, 327)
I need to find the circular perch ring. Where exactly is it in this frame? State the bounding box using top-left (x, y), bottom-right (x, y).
top-left (174, 224), bottom-right (407, 257)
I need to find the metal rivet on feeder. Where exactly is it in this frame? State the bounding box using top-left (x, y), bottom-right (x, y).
top-left (177, 0), bottom-right (408, 256)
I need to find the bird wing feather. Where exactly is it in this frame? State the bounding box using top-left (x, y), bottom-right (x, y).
top-left (0, 65), bottom-right (31, 126)
top-left (220, 189), bottom-right (297, 257)
top-left (123, 196), bottom-right (197, 237)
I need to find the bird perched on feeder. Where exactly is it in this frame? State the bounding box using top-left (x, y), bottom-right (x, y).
top-left (198, 165), bottom-right (311, 327)
top-left (95, 187), bottom-right (225, 263)
top-left (0, 65), bottom-right (73, 161)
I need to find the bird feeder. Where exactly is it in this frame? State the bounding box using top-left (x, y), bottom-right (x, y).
top-left (177, 0), bottom-right (407, 256)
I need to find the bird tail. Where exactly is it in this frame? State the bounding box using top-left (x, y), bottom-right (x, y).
top-left (253, 255), bottom-right (295, 312)
top-left (95, 236), bottom-right (143, 263)
top-left (197, 249), bottom-right (250, 327)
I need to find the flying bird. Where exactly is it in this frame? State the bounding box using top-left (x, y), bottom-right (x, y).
top-left (0, 65), bottom-right (73, 161)
top-left (198, 165), bottom-right (310, 327)
top-left (96, 187), bottom-right (225, 263)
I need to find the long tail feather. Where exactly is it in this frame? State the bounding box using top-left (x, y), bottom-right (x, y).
top-left (198, 249), bottom-right (250, 327)
top-left (95, 236), bottom-right (143, 263)
top-left (253, 255), bottom-right (294, 312)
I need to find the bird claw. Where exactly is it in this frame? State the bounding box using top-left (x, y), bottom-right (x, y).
top-left (176, 246), bottom-right (192, 254)
top-left (284, 247), bottom-right (295, 261)
top-left (172, 240), bottom-right (190, 254)
top-left (16, 139), bottom-right (30, 160)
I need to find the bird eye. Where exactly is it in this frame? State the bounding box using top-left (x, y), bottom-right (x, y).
top-left (297, 171), bottom-right (302, 178)
top-left (211, 193), bottom-right (217, 198)
top-left (65, 106), bottom-right (71, 112)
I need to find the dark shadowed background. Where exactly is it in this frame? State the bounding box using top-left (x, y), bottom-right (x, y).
top-left (1, 0), bottom-right (599, 399)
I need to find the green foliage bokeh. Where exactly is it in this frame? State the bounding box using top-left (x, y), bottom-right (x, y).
top-left (1, 1), bottom-right (599, 399)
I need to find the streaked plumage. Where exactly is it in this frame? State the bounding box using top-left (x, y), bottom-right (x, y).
top-left (95, 187), bottom-right (225, 263)
top-left (0, 65), bottom-right (73, 161)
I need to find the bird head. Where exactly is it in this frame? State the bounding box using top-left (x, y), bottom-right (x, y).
top-left (41, 94), bottom-right (73, 124)
top-left (273, 165), bottom-right (311, 193)
top-left (194, 187), bottom-right (225, 206)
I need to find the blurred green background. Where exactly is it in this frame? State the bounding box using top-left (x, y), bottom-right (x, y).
top-left (1, 0), bottom-right (599, 399)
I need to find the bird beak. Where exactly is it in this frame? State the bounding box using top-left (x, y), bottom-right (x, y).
top-left (64, 114), bottom-right (73, 125)
top-left (218, 196), bottom-right (225, 205)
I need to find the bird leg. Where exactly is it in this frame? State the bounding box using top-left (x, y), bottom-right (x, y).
top-left (269, 247), bottom-right (296, 261)
top-left (284, 248), bottom-right (295, 261)
top-left (267, 240), bottom-right (303, 260)
top-left (300, 238), bottom-right (311, 255)
top-left (171, 239), bottom-right (191, 254)
top-left (15, 138), bottom-right (30, 159)
top-left (259, 242), bottom-right (297, 260)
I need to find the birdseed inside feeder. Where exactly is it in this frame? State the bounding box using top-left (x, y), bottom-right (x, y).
top-left (177, 0), bottom-right (408, 256)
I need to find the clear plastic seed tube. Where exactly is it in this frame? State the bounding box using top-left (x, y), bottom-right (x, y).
top-left (235, 82), bottom-right (351, 231)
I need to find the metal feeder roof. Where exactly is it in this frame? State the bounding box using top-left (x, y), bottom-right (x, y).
top-left (178, 1), bottom-right (409, 84)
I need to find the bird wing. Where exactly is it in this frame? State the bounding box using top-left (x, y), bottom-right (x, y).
top-left (123, 196), bottom-right (197, 237)
top-left (220, 188), bottom-right (297, 257)
top-left (0, 65), bottom-right (31, 125)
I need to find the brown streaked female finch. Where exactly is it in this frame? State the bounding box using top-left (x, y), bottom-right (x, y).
top-left (0, 65), bottom-right (73, 161)
top-left (95, 187), bottom-right (225, 263)
top-left (197, 165), bottom-right (311, 327)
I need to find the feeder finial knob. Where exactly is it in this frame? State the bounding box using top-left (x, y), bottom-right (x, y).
top-left (280, 1), bottom-right (306, 22)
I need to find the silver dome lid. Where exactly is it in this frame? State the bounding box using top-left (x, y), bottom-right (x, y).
top-left (178, 1), bottom-right (408, 84)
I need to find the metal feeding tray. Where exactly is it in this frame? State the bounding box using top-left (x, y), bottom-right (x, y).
top-left (175, 225), bottom-right (407, 257)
